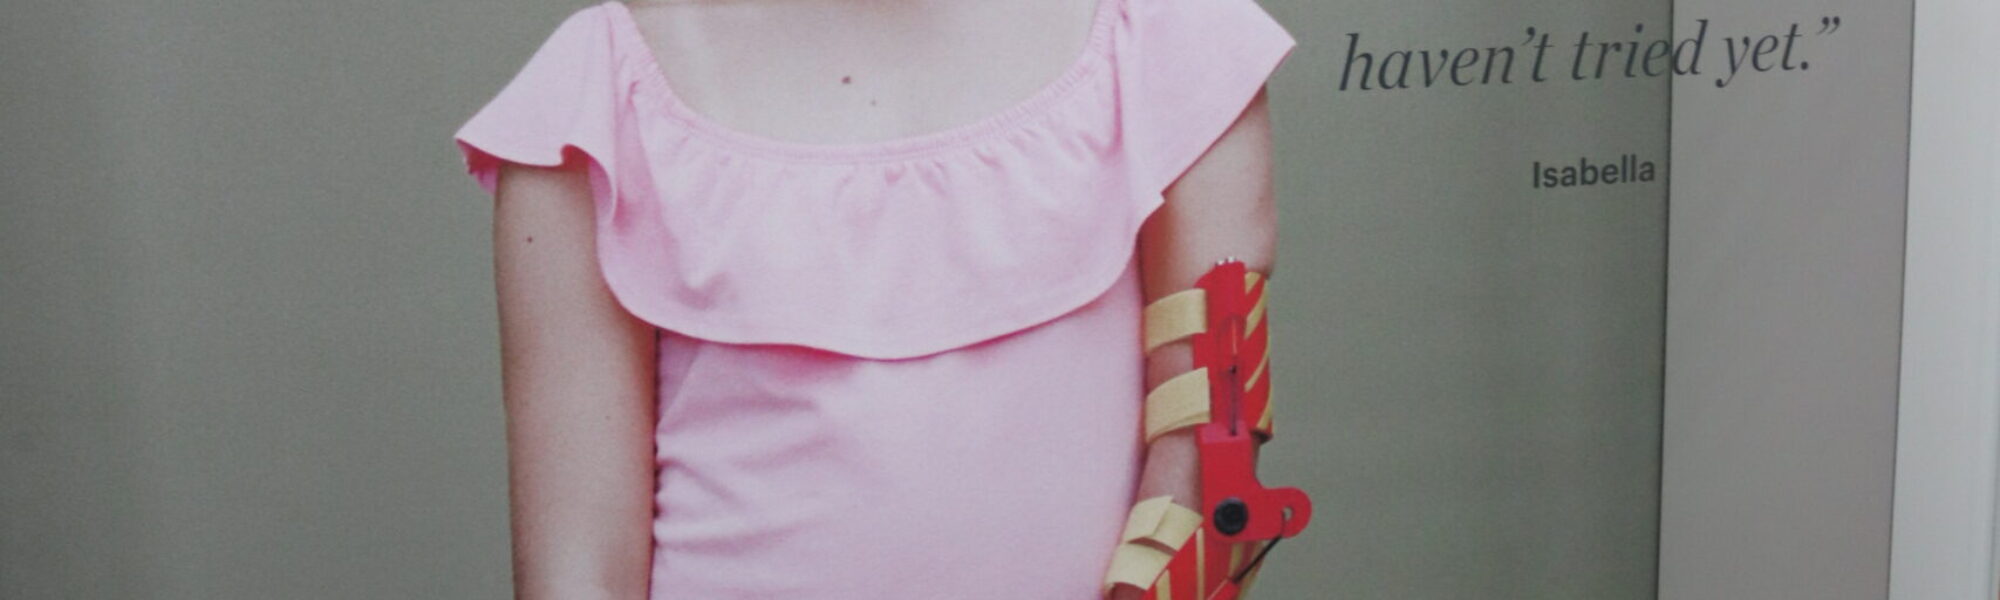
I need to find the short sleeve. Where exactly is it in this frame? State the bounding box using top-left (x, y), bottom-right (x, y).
top-left (452, 5), bottom-right (623, 201)
top-left (1115, 0), bottom-right (1297, 198)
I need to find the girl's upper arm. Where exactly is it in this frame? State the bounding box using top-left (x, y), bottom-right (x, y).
top-left (491, 158), bottom-right (657, 599)
top-left (1138, 86), bottom-right (1278, 375)
top-left (1135, 86), bottom-right (1278, 440)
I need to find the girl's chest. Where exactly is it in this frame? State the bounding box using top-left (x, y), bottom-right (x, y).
top-left (621, 0), bottom-right (1106, 145)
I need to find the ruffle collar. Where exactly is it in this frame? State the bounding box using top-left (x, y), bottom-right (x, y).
top-left (453, 0), bottom-right (1296, 359)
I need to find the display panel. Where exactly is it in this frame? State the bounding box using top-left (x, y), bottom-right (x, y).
top-left (1258, 0), bottom-right (1670, 597)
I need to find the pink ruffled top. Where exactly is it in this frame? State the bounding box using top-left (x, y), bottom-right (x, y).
top-left (453, 0), bottom-right (1292, 596)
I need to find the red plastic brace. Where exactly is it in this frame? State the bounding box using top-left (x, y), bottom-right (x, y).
top-left (1145, 260), bottom-right (1313, 600)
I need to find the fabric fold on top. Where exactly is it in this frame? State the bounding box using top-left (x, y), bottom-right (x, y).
top-left (453, 0), bottom-right (1297, 360)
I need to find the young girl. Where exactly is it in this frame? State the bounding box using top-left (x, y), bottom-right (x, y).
top-left (453, 0), bottom-right (1294, 597)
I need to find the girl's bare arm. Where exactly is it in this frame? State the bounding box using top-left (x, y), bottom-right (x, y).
top-left (492, 159), bottom-right (658, 600)
top-left (1112, 87), bottom-right (1279, 599)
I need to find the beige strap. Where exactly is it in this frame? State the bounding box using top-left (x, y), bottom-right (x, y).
top-left (1244, 271), bottom-right (1274, 438)
top-left (1144, 369), bottom-right (1211, 444)
top-left (1105, 543), bottom-right (1174, 593)
top-left (1258, 375), bottom-right (1276, 434)
top-left (1143, 271), bottom-right (1276, 443)
top-left (1146, 272), bottom-right (1266, 355)
top-left (1103, 496), bottom-right (1203, 593)
top-left (1119, 495), bottom-right (1203, 546)
top-left (1244, 347), bottom-right (1270, 394)
top-left (1143, 289), bottom-right (1207, 354)
top-left (1245, 277), bottom-right (1267, 331)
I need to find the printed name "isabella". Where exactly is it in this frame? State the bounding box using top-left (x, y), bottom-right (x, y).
top-left (1532, 154), bottom-right (1658, 189)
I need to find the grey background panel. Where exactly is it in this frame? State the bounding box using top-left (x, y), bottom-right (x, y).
top-left (2, 1), bottom-right (514, 598)
top-left (3, 0), bottom-right (1666, 598)
top-left (1267, 0), bottom-right (1667, 597)
top-left (1657, 1), bottom-right (1911, 599)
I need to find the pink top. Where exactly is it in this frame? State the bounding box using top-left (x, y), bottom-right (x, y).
top-left (453, 0), bottom-right (1293, 596)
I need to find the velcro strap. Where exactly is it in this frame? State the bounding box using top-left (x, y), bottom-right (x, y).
top-left (1142, 288), bottom-right (1207, 354)
top-left (1144, 369), bottom-right (1211, 444)
top-left (1104, 496), bottom-right (1203, 592)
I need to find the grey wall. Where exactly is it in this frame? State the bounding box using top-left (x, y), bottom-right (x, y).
top-left (1656, 1), bottom-right (1913, 599)
top-left (1, 1), bottom-right (527, 597)
top-left (3, 0), bottom-right (1668, 598)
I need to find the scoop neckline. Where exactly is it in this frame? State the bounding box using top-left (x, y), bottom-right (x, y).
top-left (603, 0), bottom-right (1122, 163)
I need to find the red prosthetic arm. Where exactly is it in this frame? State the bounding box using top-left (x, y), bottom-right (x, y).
top-left (1105, 260), bottom-right (1313, 600)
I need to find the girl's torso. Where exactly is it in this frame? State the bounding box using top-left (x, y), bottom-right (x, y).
top-left (452, 0), bottom-right (1296, 595)
top-left (615, 1), bottom-right (1147, 596)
